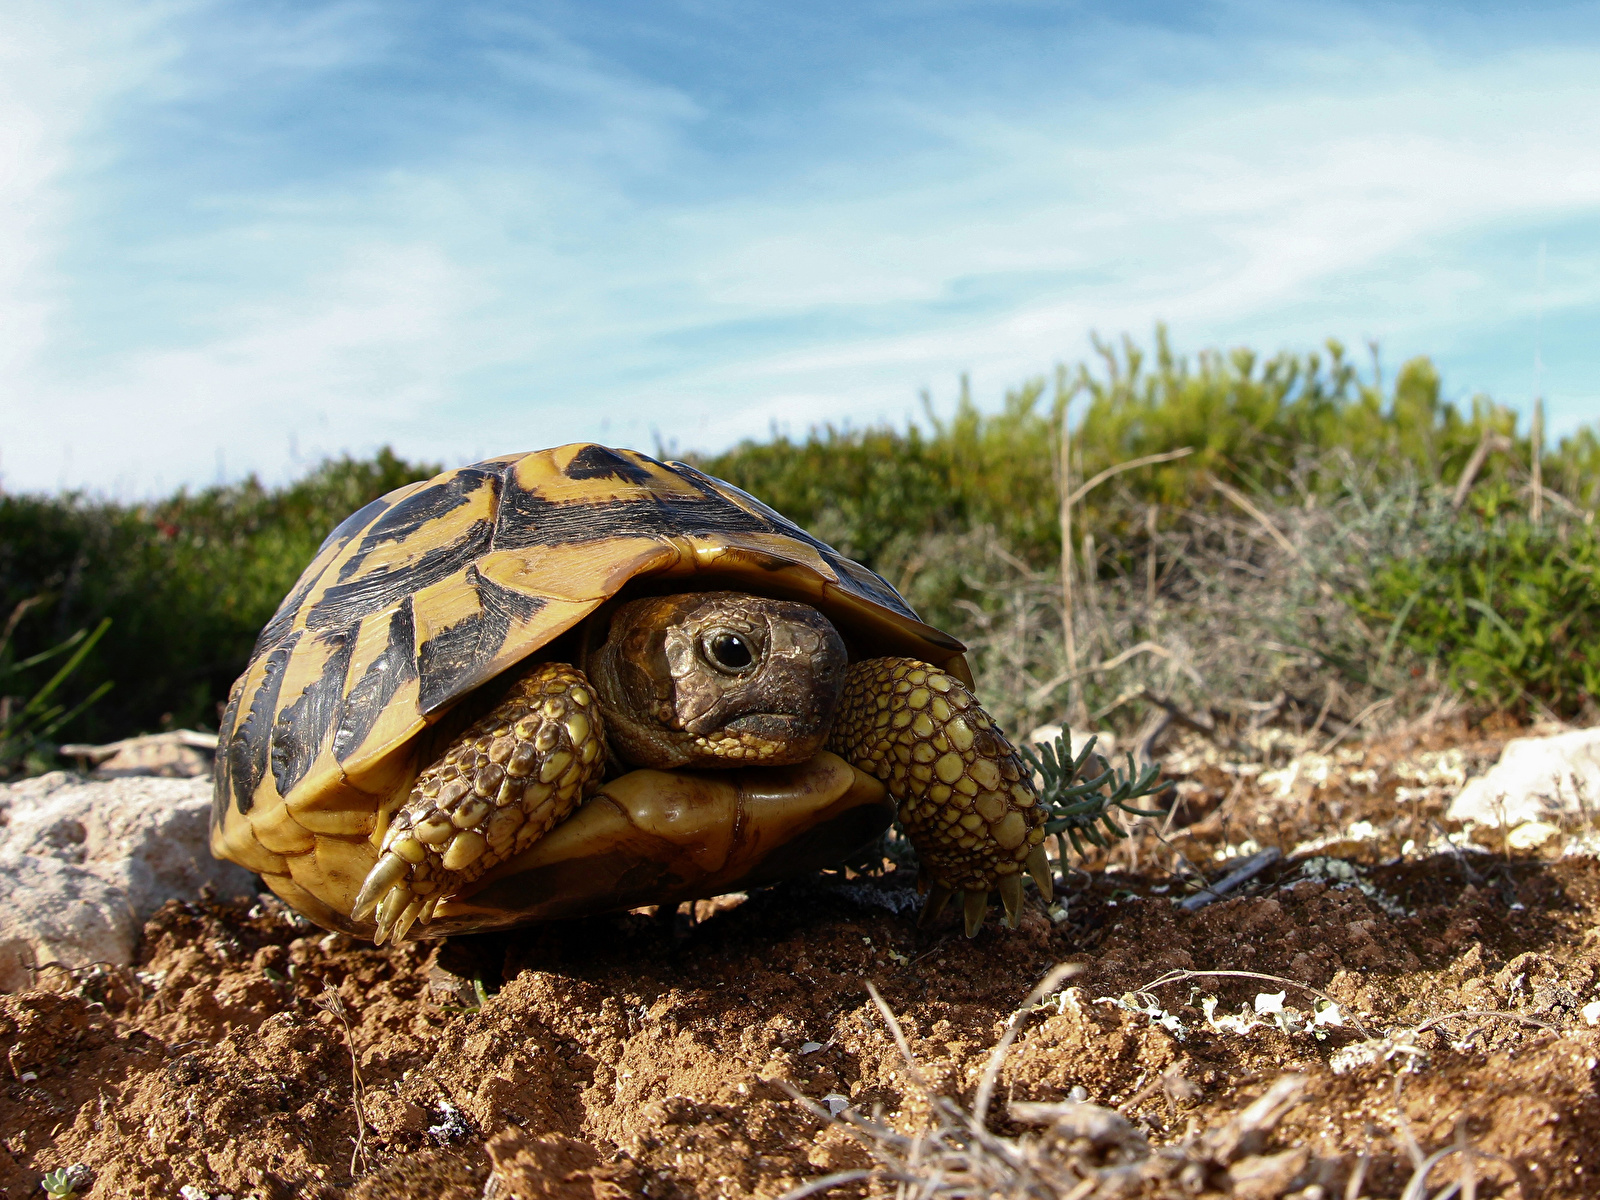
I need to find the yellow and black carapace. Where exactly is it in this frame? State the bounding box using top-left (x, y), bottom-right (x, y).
top-left (211, 444), bottom-right (1049, 942)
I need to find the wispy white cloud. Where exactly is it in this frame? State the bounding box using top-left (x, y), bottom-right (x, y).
top-left (2, 1), bottom-right (1598, 494)
top-left (0, 2), bottom-right (186, 379)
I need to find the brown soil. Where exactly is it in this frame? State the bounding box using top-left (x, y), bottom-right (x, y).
top-left (5, 718), bottom-right (1600, 1199)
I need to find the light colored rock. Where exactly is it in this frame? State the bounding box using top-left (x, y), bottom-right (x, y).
top-left (1447, 726), bottom-right (1600, 828)
top-left (2, 773), bottom-right (256, 915)
top-left (0, 856), bottom-right (138, 991)
top-left (1, 772), bottom-right (258, 990)
top-left (58, 729), bottom-right (217, 779)
top-left (1507, 821), bottom-right (1563, 850)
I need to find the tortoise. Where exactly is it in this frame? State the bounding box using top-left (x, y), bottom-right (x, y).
top-left (210, 444), bottom-right (1052, 944)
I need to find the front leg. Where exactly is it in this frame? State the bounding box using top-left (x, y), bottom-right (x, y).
top-left (352, 662), bottom-right (607, 943)
top-left (827, 658), bottom-right (1051, 935)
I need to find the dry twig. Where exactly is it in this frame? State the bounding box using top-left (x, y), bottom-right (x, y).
top-left (317, 981), bottom-right (372, 1178)
top-left (1177, 847), bottom-right (1281, 911)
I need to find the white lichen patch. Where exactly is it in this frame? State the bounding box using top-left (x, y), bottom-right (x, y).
top-left (1093, 989), bottom-right (1347, 1045)
top-left (1292, 855), bottom-right (1410, 917)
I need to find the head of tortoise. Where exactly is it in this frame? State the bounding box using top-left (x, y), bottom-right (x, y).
top-left (210, 444), bottom-right (1050, 943)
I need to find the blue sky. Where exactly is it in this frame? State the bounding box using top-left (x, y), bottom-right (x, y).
top-left (3, 0), bottom-right (1598, 495)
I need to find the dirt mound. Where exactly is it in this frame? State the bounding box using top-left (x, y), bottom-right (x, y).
top-left (6, 723), bottom-right (1600, 1198)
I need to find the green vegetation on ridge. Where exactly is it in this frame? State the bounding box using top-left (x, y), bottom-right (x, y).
top-left (1, 329), bottom-right (1594, 751)
top-left (0, 449), bottom-right (438, 746)
top-left (695, 329), bottom-right (1596, 572)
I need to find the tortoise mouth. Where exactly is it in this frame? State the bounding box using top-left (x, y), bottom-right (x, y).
top-left (422, 751), bottom-right (892, 934)
top-left (708, 713), bottom-right (830, 766)
top-left (724, 712), bottom-right (803, 734)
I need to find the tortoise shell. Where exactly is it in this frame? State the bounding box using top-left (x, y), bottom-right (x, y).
top-left (211, 443), bottom-right (971, 924)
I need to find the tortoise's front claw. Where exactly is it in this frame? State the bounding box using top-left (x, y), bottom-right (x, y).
top-left (357, 865), bottom-right (438, 945)
top-left (921, 879), bottom-right (1026, 936)
top-left (952, 878), bottom-right (1025, 938)
top-left (962, 888), bottom-right (988, 937)
top-left (353, 851), bottom-right (408, 923)
top-left (354, 663), bottom-right (606, 944)
top-left (354, 855), bottom-right (416, 944)
top-left (998, 874), bottom-right (1026, 929)
top-left (915, 835), bottom-right (1055, 938)
top-left (1025, 845), bottom-right (1054, 902)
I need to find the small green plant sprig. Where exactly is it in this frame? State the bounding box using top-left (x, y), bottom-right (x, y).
top-left (1019, 732), bottom-right (1171, 873)
top-left (440, 976), bottom-right (492, 1015)
top-left (39, 1165), bottom-right (91, 1198)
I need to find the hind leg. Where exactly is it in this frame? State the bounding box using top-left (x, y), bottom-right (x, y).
top-left (353, 662), bottom-right (607, 943)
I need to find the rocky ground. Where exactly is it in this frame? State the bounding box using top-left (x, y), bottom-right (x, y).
top-left (5, 718), bottom-right (1600, 1199)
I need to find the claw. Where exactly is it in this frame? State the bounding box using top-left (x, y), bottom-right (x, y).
top-left (352, 852), bottom-right (409, 923)
top-left (392, 896), bottom-right (425, 943)
top-left (962, 888), bottom-right (988, 938)
top-left (998, 873), bottom-right (1025, 929)
top-left (1026, 845), bottom-right (1054, 902)
top-left (918, 882), bottom-right (955, 927)
top-left (373, 884), bottom-right (410, 945)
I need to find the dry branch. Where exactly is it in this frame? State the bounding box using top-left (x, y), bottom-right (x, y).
top-left (1207, 473), bottom-right (1301, 561)
top-left (782, 970), bottom-right (1333, 1200)
top-left (1063, 447), bottom-right (1195, 509)
top-left (1451, 431), bottom-right (1513, 510)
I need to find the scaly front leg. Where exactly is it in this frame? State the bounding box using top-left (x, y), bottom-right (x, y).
top-left (352, 662), bottom-right (608, 943)
top-left (827, 657), bottom-right (1051, 935)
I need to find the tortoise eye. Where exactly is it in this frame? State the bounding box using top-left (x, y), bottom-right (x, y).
top-left (703, 630), bottom-right (755, 672)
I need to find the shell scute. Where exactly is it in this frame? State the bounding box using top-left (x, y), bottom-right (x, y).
top-left (559, 443), bottom-right (661, 485)
top-left (496, 448), bottom-right (775, 553)
top-left (287, 834), bottom-right (377, 905)
top-left (251, 478), bottom-right (430, 659)
top-left (269, 626), bottom-right (355, 800)
top-left (213, 806), bottom-right (287, 876)
top-left (247, 792), bottom-right (315, 855)
top-left (225, 633), bottom-right (299, 816)
top-left (340, 466), bottom-right (505, 567)
top-left (210, 674), bottom-right (249, 852)
top-left (474, 540), bottom-right (675, 604)
top-left (413, 565), bottom-right (549, 714)
top-left (306, 467), bottom-right (504, 634)
top-left (314, 491), bottom-right (395, 558)
top-left (330, 598), bottom-right (419, 767)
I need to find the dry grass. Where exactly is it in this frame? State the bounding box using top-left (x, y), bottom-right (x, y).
top-left (317, 980), bottom-right (373, 1178)
top-left (892, 467), bottom-right (1461, 754)
top-left (779, 965), bottom-right (1330, 1199)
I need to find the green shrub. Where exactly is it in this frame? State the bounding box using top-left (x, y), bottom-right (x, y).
top-left (1355, 490), bottom-right (1600, 717)
top-left (697, 326), bottom-right (1555, 573)
top-left (0, 449), bottom-right (437, 742)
